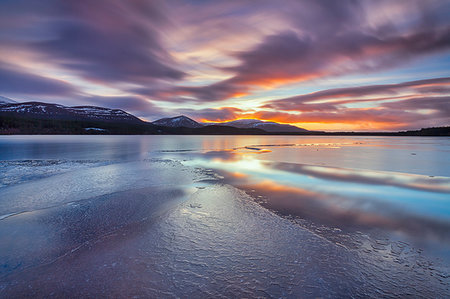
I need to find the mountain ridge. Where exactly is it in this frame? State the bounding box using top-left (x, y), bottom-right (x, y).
top-left (0, 96), bottom-right (16, 104)
top-left (0, 101), bottom-right (143, 124)
top-left (150, 116), bottom-right (309, 132)
top-left (204, 119), bottom-right (308, 132)
top-left (152, 115), bottom-right (203, 128)
top-left (0, 98), bottom-right (448, 136)
top-left (0, 100), bottom-right (267, 135)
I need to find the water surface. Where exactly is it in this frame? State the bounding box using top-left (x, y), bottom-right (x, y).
top-left (0, 135), bottom-right (449, 297)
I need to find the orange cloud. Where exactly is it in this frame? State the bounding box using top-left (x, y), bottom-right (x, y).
top-left (239, 73), bottom-right (324, 89)
top-left (196, 106), bottom-right (432, 131)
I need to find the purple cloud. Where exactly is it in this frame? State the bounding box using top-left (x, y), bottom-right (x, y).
top-left (177, 107), bottom-right (243, 121)
top-left (0, 62), bottom-right (77, 96)
top-left (0, 0), bottom-right (184, 86)
top-left (265, 77), bottom-right (450, 111)
top-left (80, 95), bottom-right (165, 120)
top-left (384, 96), bottom-right (450, 118)
top-left (169, 1), bottom-right (450, 102)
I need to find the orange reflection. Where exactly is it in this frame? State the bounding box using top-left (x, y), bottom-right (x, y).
top-left (269, 162), bottom-right (450, 193)
top-left (237, 179), bottom-right (402, 232)
top-left (230, 171), bottom-right (249, 179)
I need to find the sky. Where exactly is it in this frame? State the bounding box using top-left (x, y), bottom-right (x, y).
top-left (0, 0), bottom-right (449, 131)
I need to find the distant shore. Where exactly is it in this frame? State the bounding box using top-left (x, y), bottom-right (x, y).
top-left (1, 114), bottom-right (449, 136)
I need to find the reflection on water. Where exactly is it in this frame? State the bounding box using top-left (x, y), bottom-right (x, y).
top-left (160, 146), bottom-right (450, 248)
top-left (1, 135), bottom-right (449, 175)
top-left (1, 135), bottom-right (449, 246)
top-left (1, 135), bottom-right (450, 297)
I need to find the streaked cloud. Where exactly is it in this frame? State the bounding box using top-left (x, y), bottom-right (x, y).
top-left (264, 77), bottom-right (450, 111)
top-left (0, 62), bottom-right (77, 96)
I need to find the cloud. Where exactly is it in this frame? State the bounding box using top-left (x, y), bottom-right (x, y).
top-left (0, 0), bottom-right (184, 86)
top-left (217, 26), bottom-right (450, 99)
top-left (193, 95), bottom-right (449, 130)
top-left (170, 0), bottom-right (450, 102)
top-left (264, 77), bottom-right (450, 111)
top-left (79, 95), bottom-right (165, 120)
top-left (173, 78), bottom-right (250, 102)
top-left (81, 95), bottom-right (151, 111)
top-left (254, 96), bottom-right (449, 130)
top-left (176, 107), bottom-right (243, 121)
top-left (253, 78), bottom-right (450, 130)
top-left (0, 62), bottom-right (77, 96)
top-left (252, 109), bottom-right (415, 125)
top-left (383, 96), bottom-right (450, 118)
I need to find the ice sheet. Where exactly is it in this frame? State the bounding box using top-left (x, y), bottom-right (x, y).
top-left (0, 135), bottom-right (449, 297)
top-left (1, 182), bottom-right (448, 298)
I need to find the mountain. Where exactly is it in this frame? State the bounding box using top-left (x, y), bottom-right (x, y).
top-left (0, 96), bottom-right (16, 104)
top-left (1, 98), bottom-right (447, 136)
top-left (152, 115), bottom-right (203, 128)
top-left (206, 119), bottom-right (308, 133)
top-left (0, 101), bottom-right (143, 124)
top-left (0, 100), bottom-right (265, 135)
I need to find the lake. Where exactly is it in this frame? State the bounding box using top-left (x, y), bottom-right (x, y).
top-left (0, 135), bottom-right (449, 297)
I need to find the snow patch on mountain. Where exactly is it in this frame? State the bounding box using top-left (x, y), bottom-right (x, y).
top-left (0, 96), bottom-right (17, 105)
top-left (0, 101), bottom-right (142, 123)
top-left (152, 115), bottom-right (203, 128)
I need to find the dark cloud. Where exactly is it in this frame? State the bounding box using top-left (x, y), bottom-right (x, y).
top-left (172, 1), bottom-right (450, 102)
top-left (265, 77), bottom-right (450, 111)
top-left (0, 62), bottom-right (77, 96)
top-left (174, 78), bottom-right (248, 102)
top-left (0, 0), bottom-right (184, 86)
top-left (169, 95), bottom-right (449, 129)
top-left (252, 96), bottom-right (449, 130)
top-left (383, 96), bottom-right (450, 118)
top-left (225, 27), bottom-right (450, 95)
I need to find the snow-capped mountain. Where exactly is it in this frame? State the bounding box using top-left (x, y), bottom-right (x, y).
top-left (152, 115), bottom-right (203, 128)
top-left (0, 97), bottom-right (307, 134)
top-left (206, 119), bottom-right (308, 132)
top-left (0, 96), bottom-right (16, 105)
top-left (0, 101), bottom-right (143, 124)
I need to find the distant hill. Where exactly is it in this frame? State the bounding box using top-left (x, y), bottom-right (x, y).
top-left (206, 119), bottom-right (308, 133)
top-left (0, 99), bottom-right (265, 135)
top-left (399, 127), bottom-right (450, 136)
top-left (152, 116), bottom-right (309, 133)
top-left (0, 97), bottom-right (448, 136)
top-left (0, 96), bottom-right (16, 104)
top-left (152, 115), bottom-right (203, 128)
top-left (0, 101), bottom-right (143, 124)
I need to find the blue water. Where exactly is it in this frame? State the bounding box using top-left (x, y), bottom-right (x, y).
top-left (0, 135), bottom-right (449, 297)
top-left (0, 135), bottom-right (449, 176)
